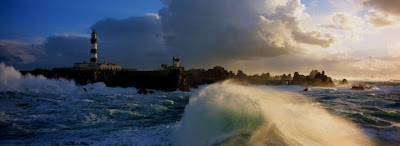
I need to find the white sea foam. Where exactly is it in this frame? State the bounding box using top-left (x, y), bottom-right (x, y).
top-left (0, 62), bottom-right (140, 94)
top-left (174, 81), bottom-right (373, 146)
top-left (0, 62), bottom-right (76, 92)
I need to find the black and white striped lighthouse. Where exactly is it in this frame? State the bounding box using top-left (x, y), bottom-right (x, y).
top-left (90, 29), bottom-right (98, 63)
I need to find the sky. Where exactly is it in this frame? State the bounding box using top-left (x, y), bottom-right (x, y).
top-left (1, 0), bottom-right (400, 80)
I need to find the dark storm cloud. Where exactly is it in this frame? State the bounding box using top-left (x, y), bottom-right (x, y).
top-left (2, 14), bottom-right (172, 70)
top-left (0, 40), bottom-right (42, 65)
top-left (7, 34), bottom-right (90, 69)
top-left (3, 0), bottom-right (338, 71)
top-left (159, 0), bottom-right (336, 67)
top-left (39, 14), bottom-right (171, 70)
top-left (91, 14), bottom-right (173, 69)
top-left (0, 35), bottom-right (89, 69)
top-left (40, 34), bottom-right (90, 67)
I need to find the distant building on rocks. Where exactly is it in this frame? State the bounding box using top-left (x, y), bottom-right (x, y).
top-left (73, 29), bottom-right (122, 71)
top-left (173, 57), bottom-right (180, 68)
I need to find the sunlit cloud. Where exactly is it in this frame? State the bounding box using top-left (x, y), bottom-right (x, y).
top-left (366, 9), bottom-right (399, 27)
top-left (321, 12), bottom-right (365, 31)
top-left (3, 0), bottom-right (400, 80)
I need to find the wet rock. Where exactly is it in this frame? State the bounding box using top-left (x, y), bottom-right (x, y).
top-left (16, 103), bottom-right (30, 107)
top-left (351, 84), bottom-right (372, 90)
top-left (137, 89), bottom-right (148, 94)
top-left (339, 79), bottom-right (349, 85)
top-left (149, 90), bottom-right (155, 94)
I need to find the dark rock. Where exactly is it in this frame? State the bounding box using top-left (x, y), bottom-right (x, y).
top-left (303, 87), bottom-right (311, 91)
top-left (236, 70), bottom-right (247, 80)
top-left (351, 84), bottom-right (372, 90)
top-left (291, 70), bottom-right (335, 87)
top-left (16, 103), bottom-right (30, 107)
top-left (149, 90), bottom-right (155, 94)
top-left (309, 70), bottom-right (319, 79)
top-left (21, 65), bottom-right (337, 91)
top-left (137, 89), bottom-right (148, 94)
top-left (21, 67), bottom-right (188, 92)
top-left (339, 79), bottom-right (349, 85)
top-left (186, 66), bottom-right (232, 88)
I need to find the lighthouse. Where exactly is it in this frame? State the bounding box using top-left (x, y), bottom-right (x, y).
top-left (90, 29), bottom-right (98, 63)
top-left (73, 29), bottom-right (122, 71)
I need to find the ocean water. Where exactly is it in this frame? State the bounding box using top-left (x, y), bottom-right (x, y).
top-left (1, 64), bottom-right (400, 145)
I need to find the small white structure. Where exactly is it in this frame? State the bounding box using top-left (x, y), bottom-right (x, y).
top-left (74, 62), bottom-right (122, 71)
top-left (173, 57), bottom-right (180, 68)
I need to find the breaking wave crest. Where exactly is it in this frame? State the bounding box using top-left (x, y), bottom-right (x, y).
top-left (174, 81), bottom-right (373, 146)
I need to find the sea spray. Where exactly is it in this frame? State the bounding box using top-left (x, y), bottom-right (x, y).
top-left (174, 81), bottom-right (373, 146)
top-left (0, 62), bottom-right (76, 92)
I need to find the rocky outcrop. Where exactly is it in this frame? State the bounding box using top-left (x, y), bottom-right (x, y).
top-left (21, 67), bottom-right (189, 92)
top-left (351, 83), bottom-right (372, 90)
top-left (291, 70), bottom-right (335, 87)
top-left (21, 66), bottom-right (337, 92)
top-left (186, 66), bottom-right (234, 88)
top-left (339, 79), bottom-right (349, 85)
top-left (137, 89), bottom-right (148, 94)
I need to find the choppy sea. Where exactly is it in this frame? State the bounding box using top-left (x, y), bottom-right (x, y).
top-left (1, 64), bottom-right (399, 145)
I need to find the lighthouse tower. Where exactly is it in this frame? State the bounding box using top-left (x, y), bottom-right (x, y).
top-left (73, 29), bottom-right (122, 71)
top-left (90, 29), bottom-right (98, 63)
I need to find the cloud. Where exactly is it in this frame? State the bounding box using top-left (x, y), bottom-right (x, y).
top-left (2, 0), bottom-right (338, 71)
top-left (42, 34), bottom-right (90, 67)
top-left (160, 0), bottom-right (336, 67)
top-left (321, 12), bottom-right (365, 30)
top-left (1, 34), bottom-right (90, 69)
top-left (17, 0), bottom-right (398, 79)
top-left (292, 30), bottom-right (336, 48)
top-left (362, 0), bottom-right (400, 15)
top-left (366, 9), bottom-right (398, 27)
top-left (91, 14), bottom-right (173, 69)
top-left (4, 14), bottom-right (173, 70)
top-left (329, 0), bottom-right (363, 14)
top-left (0, 40), bottom-right (42, 65)
top-left (362, 0), bottom-right (400, 27)
top-left (387, 43), bottom-right (400, 57)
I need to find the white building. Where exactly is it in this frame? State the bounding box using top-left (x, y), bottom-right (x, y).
top-left (173, 57), bottom-right (180, 68)
top-left (73, 62), bottom-right (122, 71)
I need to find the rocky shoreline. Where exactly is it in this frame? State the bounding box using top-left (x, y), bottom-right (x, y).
top-left (21, 66), bottom-right (337, 92)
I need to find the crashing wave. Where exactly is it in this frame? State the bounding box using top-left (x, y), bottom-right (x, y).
top-left (174, 81), bottom-right (373, 146)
